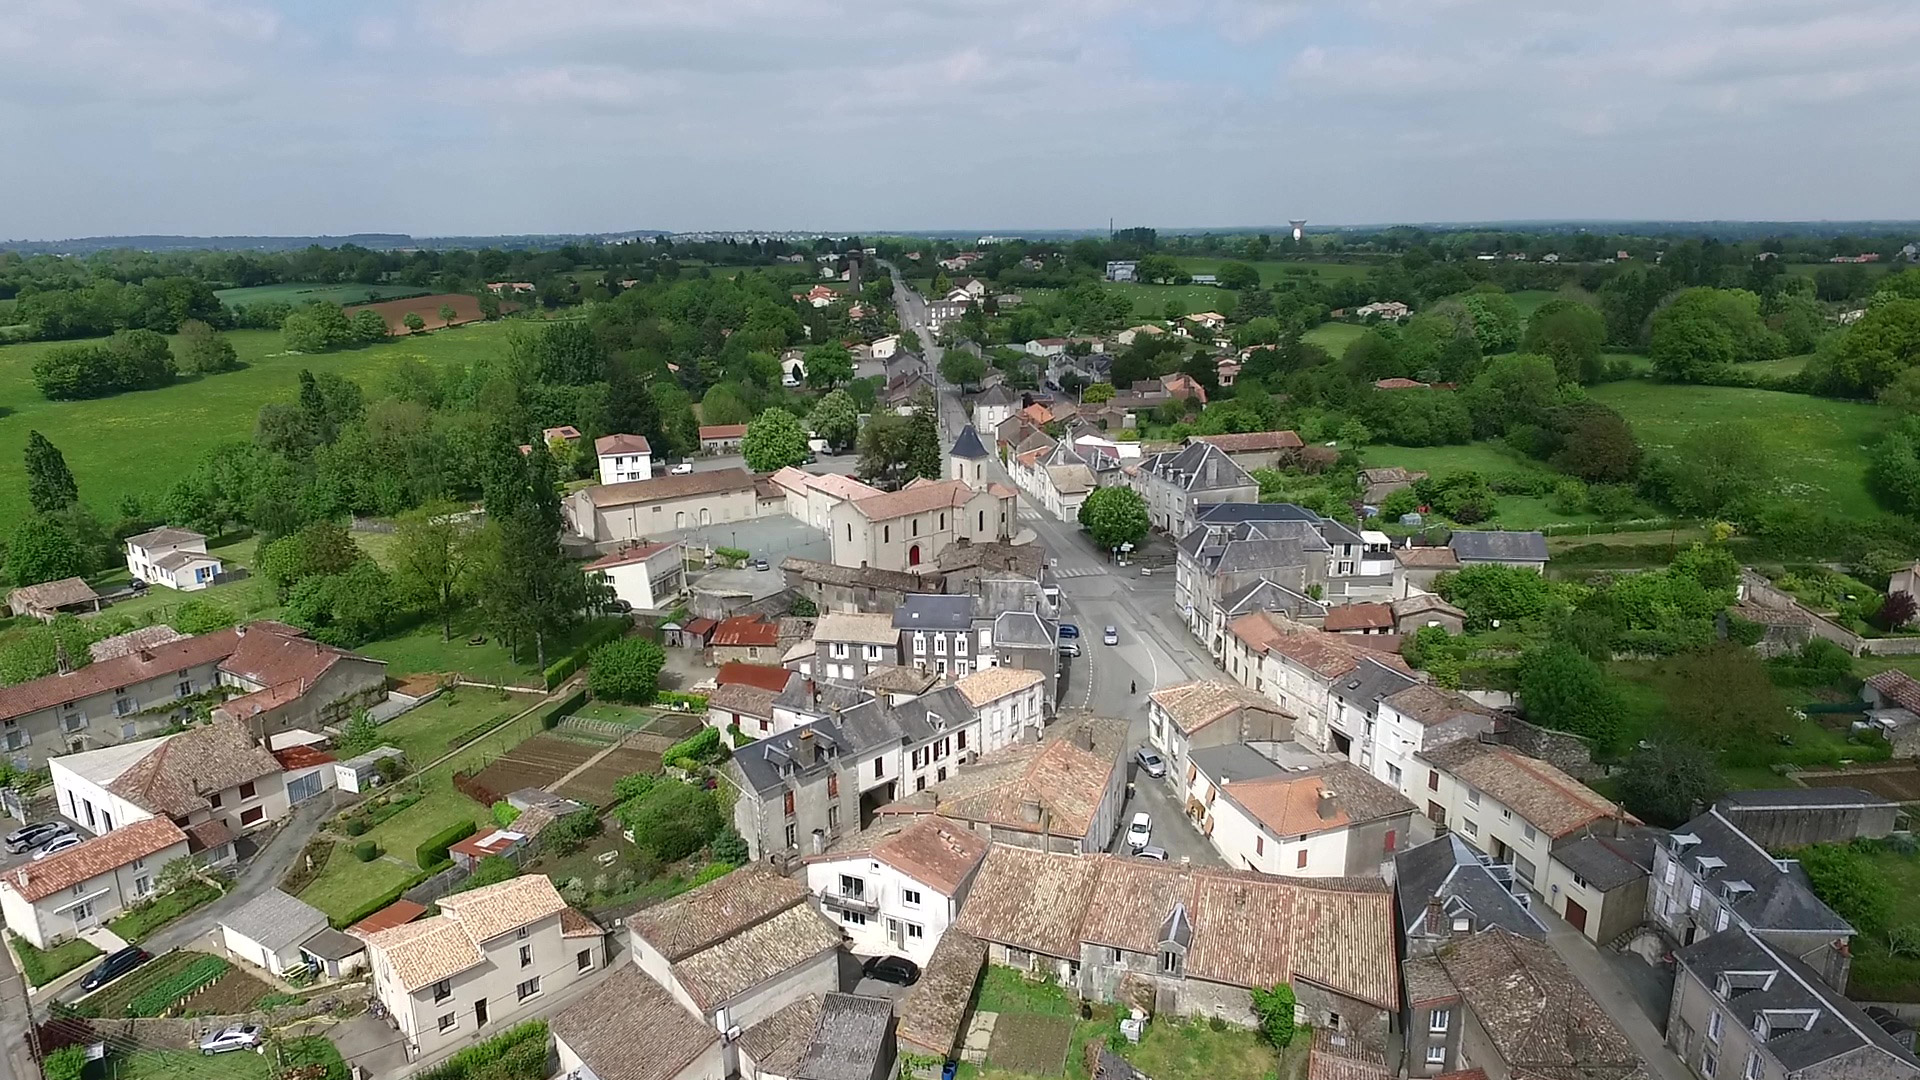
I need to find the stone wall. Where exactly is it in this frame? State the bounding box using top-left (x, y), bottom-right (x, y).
top-left (1493, 715), bottom-right (1601, 782)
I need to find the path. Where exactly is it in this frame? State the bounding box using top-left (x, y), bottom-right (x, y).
top-left (1536, 904), bottom-right (1692, 1080)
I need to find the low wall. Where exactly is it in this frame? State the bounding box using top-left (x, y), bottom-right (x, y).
top-left (1495, 714), bottom-right (1602, 782)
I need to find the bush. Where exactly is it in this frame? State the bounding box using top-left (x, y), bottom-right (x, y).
top-left (413, 1020), bottom-right (550, 1080)
top-left (354, 840), bottom-right (379, 862)
top-left (663, 726), bottom-right (727, 770)
top-left (343, 818), bottom-right (368, 837)
top-left (280, 1037), bottom-right (350, 1080)
top-left (536, 688), bottom-right (589, 730)
top-left (544, 619), bottom-right (631, 690)
top-left (44, 1047), bottom-right (86, 1080)
top-left (416, 820), bottom-right (478, 871)
top-left (127, 954), bottom-right (229, 1016)
top-left (618, 781), bottom-right (724, 863)
top-left (653, 690), bottom-right (710, 711)
top-left (492, 800), bottom-right (521, 827)
top-left (1798, 842), bottom-right (1893, 935)
top-left (710, 829), bottom-right (749, 865)
top-left (587, 636), bottom-right (667, 703)
top-left (611, 772), bottom-right (656, 803)
top-left (1249, 983), bottom-right (1297, 1048)
top-left (542, 807), bottom-right (601, 857)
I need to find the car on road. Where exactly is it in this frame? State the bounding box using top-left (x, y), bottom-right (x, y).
top-left (33, 834), bottom-right (82, 860)
top-left (1057, 641), bottom-right (1080, 658)
top-left (1058, 623), bottom-right (1080, 639)
top-left (5, 821), bottom-right (72, 855)
top-left (1126, 812), bottom-right (1152, 851)
top-left (80, 946), bottom-right (151, 993)
top-left (669, 462), bottom-right (694, 475)
top-left (1135, 749), bottom-right (1166, 778)
top-left (198, 1024), bottom-right (263, 1055)
top-left (862, 955), bottom-right (921, 986)
top-left (1135, 845), bottom-right (1168, 861)
top-left (1103, 625), bottom-right (1119, 646)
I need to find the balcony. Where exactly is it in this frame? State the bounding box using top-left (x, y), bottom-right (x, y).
top-left (818, 887), bottom-right (878, 916)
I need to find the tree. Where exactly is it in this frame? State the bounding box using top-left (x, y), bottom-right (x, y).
top-left (802, 344), bottom-right (854, 390)
top-left (476, 290), bottom-right (502, 320)
top-left (1799, 843), bottom-right (1893, 934)
top-left (439, 304), bottom-right (458, 329)
top-left (176, 319), bottom-right (240, 375)
top-left (1617, 742), bottom-right (1723, 827)
top-left (808, 390), bottom-right (860, 454)
top-left (1813, 296), bottom-right (1920, 397)
top-left (699, 382), bottom-right (754, 427)
top-left (478, 439), bottom-right (589, 670)
top-left (23, 431), bottom-right (78, 514)
top-left (938, 350), bottom-right (987, 391)
top-left (1082, 382), bottom-right (1115, 403)
top-left (284, 559), bottom-right (398, 646)
top-left (1667, 421), bottom-right (1772, 517)
top-left (1217, 261), bottom-right (1261, 291)
top-left (618, 781), bottom-right (724, 863)
top-left (1878, 591), bottom-right (1918, 631)
top-left (402, 312), bottom-right (426, 334)
top-left (906, 396), bottom-right (943, 482)
top-left (1517, 643), bottom-right (1624, 747)
top-left (1551, 409), bottom-right (1641, 484)
top-left (1464, 354), bottom-right (1559, 439)
top-left (1662, 644), bottom-right (1792, 750)
top-left (392, 502), bottom-right (474, 641)
top-left (460, 855), bottom-right (521, 892)
top-left (519, 321), bottom-right (604, 386)
top-left (741, 408), bottom-right (810, 472)
top-left (7, 516), bottom-right (84, 587)
top-left (1249, 983), bottom-right (1297, 1049)
top-left (1436, 564), bottom-right (1562, 629)
top-left (1649, 288), bottom-right (1781, 381)
top-left (335, 711), bottom-right (382, 756)
top-left (857, 412), bottom-right (918, 489)
top-left (350, 309), bottom-right (390, 344)
top-left (1454, 291), bottom-right (1522, 353)
top-left (259, 519), bottom-right (364, 597)
top-left (588, 636), bottom-right (666, 702)
top-left (1522, 299), bottom-right (1607, 384)
top-left (1077, 486), bottom-right (1149, 551)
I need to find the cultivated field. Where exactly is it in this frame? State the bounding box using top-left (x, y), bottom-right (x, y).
top-left (214, 281), bottom-right (430, 307)
top-left (1798, 765), bottom-right (1920, 802)
top-left (343, 292), bottom-right (500, 334)
top-left (556, 744), bottom-right (662, 807)
top-left (466, 733), bottom-right (601, 799)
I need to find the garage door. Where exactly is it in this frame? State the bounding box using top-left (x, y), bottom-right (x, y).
top-left (1565, 898), bottom-right (1588, 934)
top-left (287, 771), bottom-right (324, 804)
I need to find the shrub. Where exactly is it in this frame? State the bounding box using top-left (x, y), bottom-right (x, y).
top-left (611, 772), bottom-right (656, 803)
top-left (543, 807), bottom-right (601, 857)
top-left (1249, 983), bottom-right (1297, 1048)
top-left (353, 840), bottom-right (379, 862)
top-left (710, 829), bottom-right (749, 865)
top-left (1207, 1015), bottom-right (1228, 1032)
top-left (618, 781), bottom-right (723, 863)
top-left (413, 1020), bottom-right (550, 1080)
top-left (492, 801), bottom-right (520, 827)
top-left (545, 619), bottom-right (631, 689)
top-left (663, 726), bottom-right (727, 770)
top-left (1798, 842), bottom-right (1893, 935)
top-left (44, 1047), bottom-right (86, 1080)
top-left (343, 818), bottom-right (368, 837)
top-left (587, 636), bottom-right (667, 703)
top-left (416, 820), bottom-right (478, 871)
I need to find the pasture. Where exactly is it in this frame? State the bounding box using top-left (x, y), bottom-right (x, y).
top-left (1168, 256), bottom-right (1378, 285)
top-left (1587, 380), bottom-right (1886, 517)
top-left (0, 319), bottom-right (519, 523)
top-left (214, 281), bottom-right (429, 308)
top-left (1357, 441), bottom-right (1603, 530)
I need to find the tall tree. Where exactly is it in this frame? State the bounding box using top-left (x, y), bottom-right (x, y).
top-left (480, 438), bottom-right (587, 670)
top-left (392, 502), bottom-right (475, 641)
top-left (1077, 486), bottom-right (1149, 550)
top-left (177, 319), bottom-right (241, 374)
top-left (23, 431), bottom-right (79, 514)
top-left (741, 408), bottom-right (810, 472)
top-left (808, 390), bottom-right (859, 454)
top-left (905, 393), bottom-right (942, 482)
top-left (7, 516), bottom-right (83, 587)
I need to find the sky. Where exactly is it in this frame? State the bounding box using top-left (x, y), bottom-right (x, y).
top-left (2, 0), bottom-right (1918, 239)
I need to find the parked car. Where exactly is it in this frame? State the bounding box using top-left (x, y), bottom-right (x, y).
top-left (5, 821), bottom-right (71, 855)
top-left (1058, 641), bottom-right (1080, 658)
top-left (669, 462), bottom-right (694, 475)
top-left (1103, 625), bottom-right (1119, 646)
top-left (1057, 623), bottom-right (1080, 639)
top-left (1135, 845), bottom-right (1168, 861)
top-left (199, 1024), bottom-right (263, 1055)
top-left (1125, 812), bottom-right (1152, 851)
top-left (750, 557), bottom-right (770, 571)
top-left (862, 955), bottom-right (921, 986)
top-left (80, 946), bottom-right (151, 993)
top-left (33, 834), bottom-right (82, 860)
top-left (1134, 749), bottom-right (1166, 778)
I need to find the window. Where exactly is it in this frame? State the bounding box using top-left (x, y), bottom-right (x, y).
top-left (1388, 764), bottom-right (1402, 786)
top-left (209, 792), bottom-right (224, 809)
top-left (1462, 819), bottom-right (1478, 838)
top-left (840, 909), bottom-right (868, 926)
top-left (519, 945), bottom-right (532, 968)
top-left (884, 525), bottom-right (890, 543)
top-left (874, 759), bottom-right (885, 779)
top-left (828, 774), bottom-right (839, 798)
top-left (912, 519), bottom-right (919, 537)
top-left (1384, 829), bottom-right (1397, 853)
top-left (114, 697), bottom-right (134, 717)
top-left (915, 777), bottom-right (926, 792)
top-left (1465, 787), bottom-right (1481, 807)
top-left (1717, 908), bottom-right (1730, 932)
top-left (516, 977), bottom-right (540, 1001)
top-left (437, 1013), bottom-right (457, 1032)
top-left (786, 823), bottom-right (797, 848)
top-left (830, 642), bottom-right (849, 659)
top-left (1255, 836), bottom-right (1264, 856)
top-left (957, 731), bottom-right (967, 750)
top-left (907, 923), bottom-right (924, 939)
top-left (938, 766), bottom-right (947, 782)
top-left (1707, 1010), bottom-right (1723, 1044)
top-left (1690, 884), bottom-right (1702, 910)
top-left (914, 634), bottom-right (927, 656)
top-left (1501, 808), bottom-right (1512, 821)
top-left (433, 979), bottom-right (452, 1003)
top-left (1743, 1052), bottom-right (1761, 1080)
top-left (1523, 823), bottom-right (1537, 842)
top-left (979, 510), bottom-right (985, 531)
top-left (1160, 951), bottom-right (1179, 974)
top-left (934, 635), bottom-right (947, 655)
top-left (827, 805), bottom-right (839, 830)
top-left (576, 949), bottom-right (593, 972)
top-left (955, 634), bottom-right (968, 655)
top-left (1702, 1050), bottom-right (1718, 1077)
top-left (784, 791), bottom-right (796, 816)
top-left (134, 875), bottom-right (152, 896)
top-left (177, 679), bottom-right (192, 697)
top-left (903, 888), bottom-right (922, 906)
top-left (239, 781), bottom-right (256, 800)
top-left (1325, 1011), bottom-right (1341, 1030)
top-left (133, 857), bottom-right (145, 870)
top-left (1451, 916), bottom-right (1471, 932)
top-left (840, 874), bottom-right (864, 897)
top-left (1429, 1009), bottom-right (1450, 1033)
top-left (1426, 1046), bottom-right (1446, 1065)
top-left (240, 806), bottom-right (264, 826)
top-left (1662, 854), bottom-right (1675, 885)
top-left (1428, 770), bottom-right (1439, 791)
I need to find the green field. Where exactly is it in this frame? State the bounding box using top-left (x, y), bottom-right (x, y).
top-left (1302, 321), bottom-right (1366, 354)
top-left (1587, 380), bottom-right (1886, 517)
top-left (0, 320), bottom-right (519, 524)
top-left (213, 282), bottom-right (430, 307)
top-left (1168, 256), bottom-right (1378, 285)
top-left (1357, 441), bottom-right (1603, 530)
top-left (108, 1050), bottom-right (271, 1080)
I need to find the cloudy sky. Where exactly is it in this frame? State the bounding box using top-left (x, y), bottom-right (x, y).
top-left (2, 0), bottom-right (1916, 238)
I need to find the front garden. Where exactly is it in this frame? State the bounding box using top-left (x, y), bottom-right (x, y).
top-left (11, 934), bottom-right (100, 987)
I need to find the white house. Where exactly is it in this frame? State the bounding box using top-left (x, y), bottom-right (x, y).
top-left (0, 817), bottom-right (190, 947)
top-left (1412, 740), bottom-right (1624, 897)
top-left (871, 335), bottom-right (900, 361)
top-left (1184, 745), bottom-right (1415, 877)
top-left (51, 717), bottom-right (289, 843)
top-left (585, 541), bottom-right (684, 612)
top-left (1024, 338), bottom-right (1067, 358)
top-left (594, 434), bottom-right (654, 485)
top-left (770, 468), bottom-right (884, 533)
top-left (803, 815), bottom-right (988, 964)
top-left (220, 888), bottom-right (329, 976)
top-left (970, 385), bottom-right (1019, 438)
top-left (780, 352), bottom-right (807, 387)
top-left (952, 667), bottom-right (1046, 754)
top-left (125, 527), bottom-right (221, 591)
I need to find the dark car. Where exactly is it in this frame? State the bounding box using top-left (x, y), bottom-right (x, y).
top-left (81, 946), bottom-right (151, 993)
top-left (1057, 623), bottom-right (1080, 640)
top-left (4, 821), bottom-right (71, 855)
top-left (862, 955), bottom-right (921, 986)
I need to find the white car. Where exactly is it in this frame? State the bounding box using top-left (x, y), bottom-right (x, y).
top-left (669, 462), bottom-right (695, 475)
top-left (1103, 626), bottom-right (1119, 646)
top-left (32, 834), bottom-right (81, 860)
top-left (1125, 812), bottom-right (1152, 851)
top-left (199, 1024), bottom-right (263, 1055)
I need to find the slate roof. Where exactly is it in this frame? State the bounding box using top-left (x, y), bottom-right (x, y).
top-left (1329, 657), bottom-right (1420, 712)
top-left (897, 931), bottom-right (986, 1057)
top-left (1419, 740), bottom-right (1623, 840)
top-left (1434, 929), bottom-right (1646, 1080)
top-left (1221, 579), bottom-right (1327, 619)
top-left (1714, 787), bottom-right (1894, 810)
top-left (993, 611), bottom-right (1055, 648)
top-left (1192, 501), bottom-right (1323, 528)
top-left (1552, 826), bottom-right (1664, 893)
top-left (629, 867), bottom-right (811, 961)
top-left (1675, 927), bottom-right (1920, 1073)
top-left (221, 888), bottom-right (326, 952)
top-left (892, 594), bottom-right (974, 631)
top-left (1, 818), bottom-right (187, 903)
top-left (1149, 680), bottom-right (1288, 735)
top-left (949, 424), bottom-right (989, 460)
top-left (955, 847), bottom-right (1399, 1008)
top-left (1187, 743), bottom-right (1286, 784)
top-left (550, 966), bottom-right (717, 1080)
top-left (1447, 530), bottom-right (1549, 563)
top-left (1144, 442), bottom-right (1255, 494)
top-left (730, 721), bottom-right (852, 797)
top-left (1393, 834), bottom-right (1545, 941)
top-left (794, 993), bottom-right (895, 1080)
top-left (1666, 808), bottom-right (1852, 933)
top-left (126, 527), bottom-right (205, 549)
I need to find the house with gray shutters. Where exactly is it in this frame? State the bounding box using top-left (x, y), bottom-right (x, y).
top-left (1648, 806), bottom-right (1856, 991)
top-left (895, 595), bottom-right (979, 677)
top-left (812, 612), bottom-right (899, 684)
top-left (1668, 927), bottom-right (1920, 1080)
top-left (1446, 529), bottom-right (1549, 571)
top-left (1130, 442), bottom-right (1258, 536)
top-left (1176, 520), bottom-right (1332, 657)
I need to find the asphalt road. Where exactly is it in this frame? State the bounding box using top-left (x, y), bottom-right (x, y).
top-left (885, 265), bottom-right (1221, 866)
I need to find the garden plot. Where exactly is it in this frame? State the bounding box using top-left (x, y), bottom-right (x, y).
top-left (556, 745), bottom-right (662, 808)
top-left (467, 733), bottom-right (599, 796)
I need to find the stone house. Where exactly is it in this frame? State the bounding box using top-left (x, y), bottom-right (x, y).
top-left (1130, 442), bottom-right (1257, 537)
top-left (564, 468), bottom-right (760, 543)
top-left (780, 558), bottom-right (925, 615)
top-left (894, 595), bottom-right (977, 677)
top-left (828, 479), bottom-right (1016, 572)
top-left (1185, 430), bottom-right (1304, 471)
top-left (1147, 680), bottom-right (1292, 793)
top-left (813, 611), bottom-right (900, 683)
top-left (1712, 787), bottom-right (1899, 849)
top-left (52, 716), bottom-right (290, 841)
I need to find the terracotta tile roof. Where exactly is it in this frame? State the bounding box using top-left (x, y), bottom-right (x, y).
top-left (272, 745), bottom-right (336, 771)
top-left (8, 577), bottom-right (99, 612)
top-left (770, 468), bottom-right (882, 502)
top-left (953, 666), bottom-right (1044, 707)
top-left (584, 468), bottom-right (754, 508)
top-left (594, 433), bottom-right (652, 456)
top-left (1189, 431), bottom-right (1303, 453)
top-left (737, 995), bottom-right (821, 1077)
top-left (0, 627), bottom-right (241, 724)
top-left (1308, 1029), bottom-right (1392, 1080)
top-left (698, 424), bottom-right (748, 440)
top-left (851, 815), bottom-right (991, 896)
top-left (1420, 741), bottom-right (1628, 839)
top-left (1434, 929), bottom-right (1644, 1079)
top-left (350, 899), bottom-right (426, 935)
top-left (1380, 684), bottom-right (1493, 728)
top-left (436, 874), bottom-right (566, 943)
top-left (107, 718), bottom-right (282, 817)
top-left (880, 718), bottom-right (1127, 840)
top-left (585, 542), bottom-right (675, 570)
top-left (630, 867), bottom-right (810, 961)
top-left (682, 617), bottom-right (717, 637)
top-left (1149, 680), bottom-right (1289, 735)
top-left (184, 818), bottom-right (233, 854)
top-left (1373, 377), bottom-right (1429, 389)
top-left (1322, 603), bottom-right (1394, 632)
top-left (897, 931), bottom-right (986, 1057)
top-left (957, 848), bottom-right (1398, 1008)
top-left (362, 916), bottom-right (485, 992)
top-left (849, 478), bottom-right (978, 521)
top-left (559, 907), bottom-right (602, 938)
top-left (711, 615), bottom-right (779, 648)
top-left (88, 625), bottom-right (188, 662)
top-left (1260, 629), bottom-right (1414, 681)
top-left (1867, 669), bottom-right (1920, 713)
top-left (716, 662), bottom-right (793, 694)
top-left (1210, 763), bottom-right (1414, 837)
top-left (221, 626), bottom-right (372, 695)
top-left (551, 965), bottom-right (717, 1080)
top-left (1227, 611), bottom-right (1287, 654)
top-left (670, 901), bottom-right (843, 1010)
top-left (814, 612), bottom-right (897, 646)
top-left (2, 818), bottom-right (187, 902)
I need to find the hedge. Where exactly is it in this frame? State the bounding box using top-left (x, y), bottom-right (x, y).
top-left (414, 1020), bottom-right (550, 1080)
top-left (126, 954), bottom-right (229, 1016)
top-left (655, 691), bottom-right (710, 711)
top-left (331, 866), bottom-right (439, 930)
top-left (536, 688), bottom-right (589, 731)
top-left (353, 841), bottom-right (379, 862)
top-left (543, 618), bottom-right (632, 690)
top-left (416, 820), bottom-right (478, 870)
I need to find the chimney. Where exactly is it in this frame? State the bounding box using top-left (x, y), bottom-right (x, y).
top-left (1221, 775), bottom-right (1230, 786)
top-left (1317, 787), bottom-right (1339, 821)
top-left (799, 728), bottom-right (814, 741)
top-left (1424, 897), bottom-right (1443, 935)
top-left (13, 867), bottom-right (26, 888)
top-left (1613, 802), bottom-right (1625, 839)
top-left (1021, 799), bottom-right (1043, 824)
top-left (55, 641), bottom-right (72, 677)
top-left (1077, 725), bottom-right (1092, 751)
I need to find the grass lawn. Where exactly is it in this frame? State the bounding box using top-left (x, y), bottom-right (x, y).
top-left (1356, 441), bottom-right (1608, 530)
top-left (107, 1050), bottom-right (270, 1080)
top-left (296, 851), bottom-right (426, 923)
top-left (107, 879), bottom-right (225, 942)
top-left (1846, 847), bottom-right (1920, 1001)
top-left (214, 282), bottom-right (431, 307)
top-left (11, 934), bottom-right (101, 987)
top-left (0, 319), bottom-right (521, 524)
top-left (1168, 256), bottom-right (1378, 285)
top-left (363, 785), bottom-right (481, 866)
top-left (1302, 321), bottom-right (1365, 355)
top-left (371, 689), bottom-right (531, 766)
top-left (1096, 282), bottom-right (1235, 322)
top-left (570, 701), bottom-right (656, 727)
top-left (1742, 354), bottom-right (1814, 379)
top-left (1587, 380), bottom-right (1887, 518)
top-left (357, 611), bottom-right (619, 687)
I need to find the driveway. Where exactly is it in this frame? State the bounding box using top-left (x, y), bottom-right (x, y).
top-left (1107, 773), bottom-right (1221, 868)
top-left (140, 796), bottom-right (334, 955)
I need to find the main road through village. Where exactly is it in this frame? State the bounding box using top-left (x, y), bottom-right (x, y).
top-left (886, 264), bottom-right (1224, 866)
